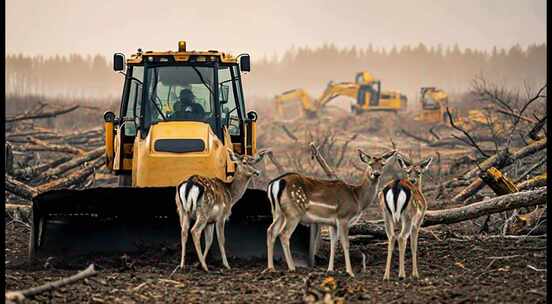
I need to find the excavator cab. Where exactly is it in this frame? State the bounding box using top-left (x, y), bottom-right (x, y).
top-left (30, 41), bottom-right (313, 267)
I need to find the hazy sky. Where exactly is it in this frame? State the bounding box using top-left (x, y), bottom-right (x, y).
top-left (6, 0), bottom-right (546, 59)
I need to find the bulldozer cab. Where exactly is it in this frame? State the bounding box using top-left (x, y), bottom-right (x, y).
top-left (108, 51), bottom-right (256, 178)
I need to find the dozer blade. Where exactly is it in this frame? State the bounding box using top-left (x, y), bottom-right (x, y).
top-left (30, 187), bottom-right (317, 267)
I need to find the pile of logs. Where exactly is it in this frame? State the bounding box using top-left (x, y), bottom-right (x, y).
top-left (5, 104), bottom-right (116, 219)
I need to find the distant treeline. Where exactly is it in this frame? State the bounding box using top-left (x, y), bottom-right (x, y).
top-left (5, 43), bottom-right (547, 102)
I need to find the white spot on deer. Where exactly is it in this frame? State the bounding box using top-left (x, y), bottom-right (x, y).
top-left (308, 201), bottom-right (338, 210)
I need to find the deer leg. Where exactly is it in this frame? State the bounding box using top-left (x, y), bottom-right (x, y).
top-left (266, 215), bottom-right (285, 271)
top-left (191, 216), bottom-right (209, 272)
top-left (327, 225), bottom-right (337, 272)
top-left (383, 212), bottom-right (395, 280)
top-left (337, 219), bottom-right (354, 277)
top-left (215, 220), bottom-right (231, 270)
top-left (309, 223), bottom-right (320, 267)
top-left (202, 224), bottom-right (214, 260)
top-left (410, 226), bottom-right (420, 278)
top-left (411, 214), bottom-right (424, 278)
top-left (398, 216), bottom-right (413, 279)
top-left (279, 217), bottom-right (300, 272)
top-left (178, 213), bottom-right (190, 271)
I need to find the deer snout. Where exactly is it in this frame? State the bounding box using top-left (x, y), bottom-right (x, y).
top-left (372, 171), bottom-right (381, 178)
top-left (409, 178), bottom-right (417, 184)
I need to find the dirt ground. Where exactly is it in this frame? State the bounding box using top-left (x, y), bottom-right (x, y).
top-left (5, 215), bottom-right (547, 304)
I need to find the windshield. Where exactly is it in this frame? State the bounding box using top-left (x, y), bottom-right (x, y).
top-left (143, 65), bottom-right (215, 129)
top-left (422, 95), bottom-right (439, 109)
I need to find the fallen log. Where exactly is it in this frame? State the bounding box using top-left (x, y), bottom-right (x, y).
top-left (5, 105), bottom-right (80, 123)
top-left (5, 264), bottom-right (97, 303)
top-left (35, 166), bottom-right (95, 193)
top-left (12, 143), bottom-right (83, 155)
top-left (29, 137), bottom-right (85, 155)
top-left (12, 155), bottom-right (73, 180)
top-left (5, 176), bottom-right (38, 201)
top-left (517, 174), bottom-right (547, 191)
top-left (38, 147), bottom-right (104, 181)
top-left (423, 187), bottom-right (546, 226)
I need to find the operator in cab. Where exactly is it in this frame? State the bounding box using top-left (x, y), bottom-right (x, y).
top-left (171, 89), bottom-right (205, 120)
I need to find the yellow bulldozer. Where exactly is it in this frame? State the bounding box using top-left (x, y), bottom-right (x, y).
top-left (29, 41), bottom-right (314, 265)
top-left (274, 71), bottom-right (407, 120)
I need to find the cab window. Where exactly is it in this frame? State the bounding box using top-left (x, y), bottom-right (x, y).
top-left (218, 66), bottom-right (241, 136)
top-left (124, 66), bottom-right (143, 136)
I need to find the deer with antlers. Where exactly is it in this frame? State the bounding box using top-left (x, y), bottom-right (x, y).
top-left (173, 149), bottom-right (268, 273)
top-left (380, 153), bottom-right (432, 280)
top-left (266, 149), bottom-right (397, 277)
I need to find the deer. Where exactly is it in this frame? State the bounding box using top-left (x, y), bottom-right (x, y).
top-left (173, 148), bottom-right (268, 273)
top-left (379, 153), bottom-right (432, 280)
top-left (265, 149), bottom-right (397, 277)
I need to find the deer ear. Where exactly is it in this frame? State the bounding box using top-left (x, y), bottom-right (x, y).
top-left (419, 156), bottom-right (433, 171)
top-left (382, 150), bottom-right (397, 161)
top-left (397, 155), bottom-right (409, 169)
top-left (358, 149), bottom-right (373, 163)
top-left (227, 148), bottom-right (239, 162)
top-left (253, 149), bottom-right (270, 163)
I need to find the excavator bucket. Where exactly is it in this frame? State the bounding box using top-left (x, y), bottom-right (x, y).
top-left (29, 187), bottom-right (316, 267)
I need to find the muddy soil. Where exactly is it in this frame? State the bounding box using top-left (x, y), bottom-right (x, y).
top-left (5, 216), bottom-right (546, 304)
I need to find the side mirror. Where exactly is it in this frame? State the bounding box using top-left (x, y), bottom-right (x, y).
top-left (247, 110), bottom-right (258, 122)
top-left (239, 54), bottom-right (251, 72)
top-left (113, 53), bottom-right (125, 71)
top-left (104, 111), bottom-right (116, 123)
top-left (220, 84), bottom-right (230, 104)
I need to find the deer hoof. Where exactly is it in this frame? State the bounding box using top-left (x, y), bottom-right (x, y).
top-left (347, 271), bottom-right (355, 278)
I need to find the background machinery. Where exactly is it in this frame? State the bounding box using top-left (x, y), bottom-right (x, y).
top-left (30, 41), bottom-right (314, 265)
top-left (414, 86), bottom-right (489, 129)
top-left (273, 71), bottom-right (407, 120)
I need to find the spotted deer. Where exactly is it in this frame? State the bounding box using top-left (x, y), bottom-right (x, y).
top-left (174, 149), bottom-right (268, 273)
top-left (266, 149), bottom-right (397, 277)
top-left (380, 154), bottom-right (432, 280)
